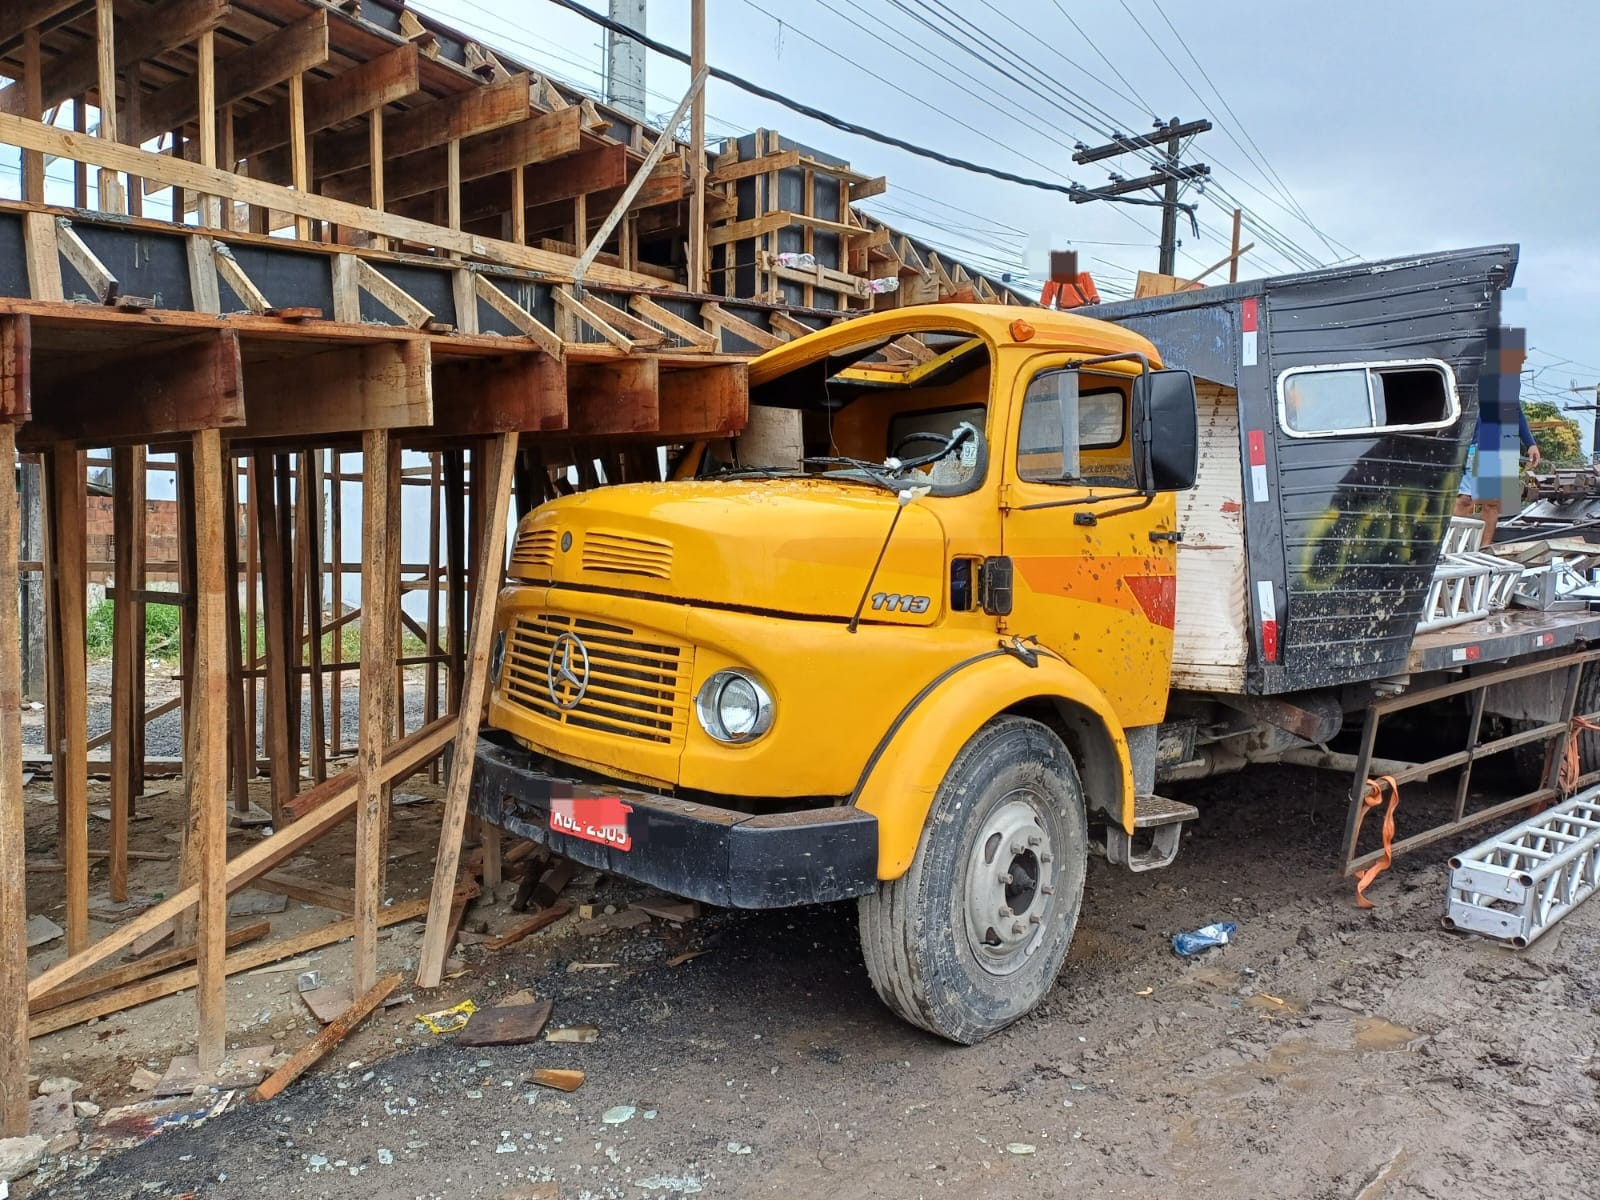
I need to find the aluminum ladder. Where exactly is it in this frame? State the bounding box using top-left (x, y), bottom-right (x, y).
top-left (1444, 786), bottom-right (1600, 947)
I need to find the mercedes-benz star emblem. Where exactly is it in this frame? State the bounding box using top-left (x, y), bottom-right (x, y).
top-left (546, 632), bottom-right (590, 710)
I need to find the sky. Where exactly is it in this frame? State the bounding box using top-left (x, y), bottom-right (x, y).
top-left (409, 0), bottom-right (1600, 438)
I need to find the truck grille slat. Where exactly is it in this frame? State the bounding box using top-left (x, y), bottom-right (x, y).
top-left (501, 614), bottom-right (691, 746)
top-left (509, 528), bottom-right (558, 577)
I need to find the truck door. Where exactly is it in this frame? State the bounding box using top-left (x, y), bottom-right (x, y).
top-left (999, 354), bottom-right (1177, 730)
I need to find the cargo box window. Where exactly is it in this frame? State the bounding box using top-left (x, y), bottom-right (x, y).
top-left (1278, 360), bottom-right (1457, 437)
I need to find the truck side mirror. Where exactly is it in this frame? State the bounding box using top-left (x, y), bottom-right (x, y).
top-left (1139, 368), bottom-right (1199, 492)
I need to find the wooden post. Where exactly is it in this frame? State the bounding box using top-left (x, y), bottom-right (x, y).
top-left (688, 0), bottom-right (707, 293)
top-left (109, 445), bottom-right (146, 902)
top-left (21, 29), bottom-right (45, 205)
top-left (225, 454), bottom-right (251, 812)
top-left (417, 433), bottom-right (519, 988)
top-left (197, 31), bottom-right (219, 227)
top-left (1229, 208), bottom-right (1242, 284)
top-left (95, 0), bottom-right (125, 213)
top-left (253, 450), bottom-right (293, 825)
top-left (368, 106), bottom-right (385, 252)
top-left (46, 445), bottom-right (90, 953)
top-left (289, 73), bottom-right (310, 241)
top-left (510, 167), bottom-right (526, 246)
top-left (0, 421), bottom-right (31, 1138)
top-left (299, 453), bottom-right (326, 781)
top-left (190, 427), bottom-right (230, 1069)
top-left (425, 453), bottom-right (441, 783)
top-left (328, 449), bottom-right (343, 758)
top-left (244, 457), bottom-right (260, 780)
top-left (354, 431), bottom-right (400, 995)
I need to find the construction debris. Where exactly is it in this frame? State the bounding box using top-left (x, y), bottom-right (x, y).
top-left (545, 1024), bottom-right (599, 1044)
top-left (633, 898), bottom-right (702, 924)
top-left (485, 903), bottom-right (574, 950)
top-left (529, 1069), bottom-right (585, 1093)
top-left (417, 1001), bottom-right (478, 1036)
top-left (253, 976), bottom-right (401, 1103)
top-left (456, 1000), bottom-right (554, 1047)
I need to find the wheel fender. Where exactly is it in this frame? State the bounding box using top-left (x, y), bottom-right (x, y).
top-left (852, 651), bottom-right (1133, 880)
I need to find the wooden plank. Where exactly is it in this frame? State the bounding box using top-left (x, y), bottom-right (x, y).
top-left (483, 902), bottom-right (571, 950)
top-left (19, 329), bottom-right (244, 448)
top-left (29, 920), bottom-right (268, 1016)
top-left (28, 894), bottom-right (446, 1039)
top-left (431, 349), bottom-right (566, 435)
top-left (0, 314), bottom-right (31, 424)
top-left (314, 73), bottom-right (531, 178)
top-left (46, 445), bottom-right (91, 952)
top-left (707, 148), bottom-right (799, 184)
top-left (574, 292), bottom-right (665, 346)
top-left (288, 72), bottom-right (310, 242)
top-left (451, 269), bottom-right (478, 335)
top-left (700, 302), bottom-right (781, 351)
top-left (520, 143), bottom-right (627, 208)
top-left (252, 974), bottom-right (398, 1102)
top-left (848, 176), bottom-right (888, 201)
top-left (22, 209), bottom-right (61, 301)
top-left (0, 0), bottom-right (81, 48)
top-left (657, 362), bottom-right (748, 439)
top-left (234, 45), bottom-right (421, 160)
top-left (553, 287), bottom-right (633, 352)
top-left (55, 217), bottom-right (119, 303)
top-left (135, 12), bottom-right (331, 145)
top-left (242, 340), bottom-right (432, 438)
top-left (356, 259), bottom-right (433, 328)
top-left (253, 871), bottom-right (354, 914)
top-left (353, 430), bottom-right (398, 995)
top-left (416, 432), bottom-right (519, 987)
top-left (0, 420), bottom-right (27, 1137)
top-left (0, 0), bottom-right (229, 117)
top-left (95, 0), bottom-right (119, 210)
top-left (20, 27), bottom-right (44, 204)
top-left (212, 243), bottom-right (270, 313)
top-left (565, 358), bottom-right (659, 436)
top-left (473, 275), bottom-right (563, 358)
top-left (108, 445), bottom-right (143, 902)
top-left (628, 295), bottom-right (716, 351)
top-left (251, 451), bottom-right (292, 827)
top-left (186, 236), bottom-right (221, 314)
top-left (24, 716), bottom-right (459, 1004)
top-left (0, 110), bottom-right (662, 289)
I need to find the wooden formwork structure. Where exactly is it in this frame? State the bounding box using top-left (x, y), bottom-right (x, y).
top-left (0, 0), bottom-right (1029, 1140)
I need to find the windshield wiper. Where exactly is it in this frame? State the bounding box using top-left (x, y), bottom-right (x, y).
top-left (800, 455), bottom-right (903, 493)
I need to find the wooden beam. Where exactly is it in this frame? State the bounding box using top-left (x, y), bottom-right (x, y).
top-left (474, 275), bottom-right (563, 358)
top-left (553, 286), bottom-right (633, 352)
top-left (108, 445), bottom-right (143, 903)
top-left (47, 445), bottom-right (90, 953)
top-left (134, 12), bottom-right (331, 145)
top-left (241, 340), bottom-right (431, 438)
top-left (190, 425), bottom-right (229, 1069)
top-left (313, 73), bottom-right (530, 179)
top-left (55, 217), bottom-right (118, 303)
top-left (0, 419), bottom-right (27, 1137)
top-left (234, 44), bottom-right (421, 161)
top-left (0, 0), bottom-right (229, 118)
top-left (29, 920), bottom-right (268, 1016)
top-left (707, 148), bottom-right (799, 184)
top-left (0, 315), bottom-right (32, 424)
top-left (356, 258), bottom-right (432, 328)
top-left (20, 27), bottom-right (44, 204)
top-left (430, 351), bottom-right (567, 435)
top-left (0, 109), bottom-right (663, 288)
top-left (331, 106), bottom-right (582, 204)
top-left (572, 291), bottom-right (665, 346)
top-left (565, 358), bottom-right (659, 436)
top-left (416, 432), bottom-right (519, 987)
top-left (253, 974), bottom-right (398, 1102)
top-left (25, 715), bottom-right (459, 1004)
top-left (19, 329), bottom-right (244, 447)
top-left (657, 362), bottom-right (748, 438)
top-left (0, 0), bottom-right (81, 48)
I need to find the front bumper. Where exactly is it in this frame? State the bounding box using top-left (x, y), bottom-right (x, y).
top-left (469, 735), bottom-right (880, 908)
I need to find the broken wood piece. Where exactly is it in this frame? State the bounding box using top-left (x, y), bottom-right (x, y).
top-left (544, 1023), bottom-right (598, 1044)
top-left (264, 305), bottom-right (323, 321)
top-left (528, 1068), bottom-right (584, 1093)
top-left (528, 857), bottom-right (576, 910)
top-left (253, 871), bottom-right (356, 914)
top-left (299, 986), bottom-right (354, 1025)
top-left (251, 974), bottom-right (400, 1102)
top-left (485, 901), bottom-right (572, 950)
top-left (632, 898), bottom-right (701, 924)
top-left (456, 999), bottom-right (553, 1047)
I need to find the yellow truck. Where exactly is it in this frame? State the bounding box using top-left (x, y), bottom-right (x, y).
top-left (472, 246), bottom-right (1595, 1041)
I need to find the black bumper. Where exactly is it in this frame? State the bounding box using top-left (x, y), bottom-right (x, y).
top-left (468, 736), bottom-right (880, 908)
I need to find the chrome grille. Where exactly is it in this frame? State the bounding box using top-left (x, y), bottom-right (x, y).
top-left (582, 530), bottom-right (673, 581)
top-left (509, 528), bottom-right (558, 577)
top-left (502, 614), bottom-right (690, 745)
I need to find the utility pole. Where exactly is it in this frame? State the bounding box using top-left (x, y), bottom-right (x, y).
top-left (605, 0), bottom-right (647, 120)
top-left (1564, 384), bottom-right (1600, 461)
top-left (1071, 118), bottom-right (1212, 275)
top-left (687, 0), bottom-right (706, 293)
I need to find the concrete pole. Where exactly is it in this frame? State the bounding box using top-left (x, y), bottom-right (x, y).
top-left (605, 0), bottom-right (648, 121)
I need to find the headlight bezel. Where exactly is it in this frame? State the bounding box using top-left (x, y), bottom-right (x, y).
top-left (695, 669), bottom-right (775, 744)
top-left (489, 629), bottom-right (507, 684)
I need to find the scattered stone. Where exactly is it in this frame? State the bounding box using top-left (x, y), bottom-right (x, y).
top-left (633, 898), bottom-right (701, 924)
top-left (0, 1135), bottom-right (46, 1182)
top-left (24, 915), bottom-right (64, 948)
top-left (36, 1077), bottom-right (81, 1097)
top-left (726, 1141), bottom-right (752, 1155)
top-left (575, 909), bottom-right (650, 936)
top-left (73, 1101), bottom-right (101, 1119)
top-left (128, 1067), bottom-right (162, 1092)
top-left (1006, 1143), bottom-right (1037, 1155)
top-left (376, 1148), bottom-right (393, 1166)
top-left (602, 1105), bottom-right (636, 1125)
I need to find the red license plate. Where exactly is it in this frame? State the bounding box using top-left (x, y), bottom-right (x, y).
top-left (549, 795), bottom-right (633, 852)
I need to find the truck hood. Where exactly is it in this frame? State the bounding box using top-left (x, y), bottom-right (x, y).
top-left (509, 478), bottom-right (948, 626)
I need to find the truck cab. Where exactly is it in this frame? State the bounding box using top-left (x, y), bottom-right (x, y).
top-left (472, 304), bottom-right (1198, 1043)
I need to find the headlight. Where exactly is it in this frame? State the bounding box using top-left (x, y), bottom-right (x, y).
top-left (489, 630), bottom-right (507, 684)
top-left (695, 670), bottom-right (774, 744)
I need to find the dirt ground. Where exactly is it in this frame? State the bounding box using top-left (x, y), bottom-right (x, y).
top-left (14, 755), bottom-right (1599, 1200)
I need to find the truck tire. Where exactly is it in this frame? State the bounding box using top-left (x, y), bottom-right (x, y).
top-left (858, 716), bottom-right (1088, 1044)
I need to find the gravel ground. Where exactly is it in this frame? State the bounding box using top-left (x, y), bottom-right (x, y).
top-left (19, 763), bottom-right (1600, 1200)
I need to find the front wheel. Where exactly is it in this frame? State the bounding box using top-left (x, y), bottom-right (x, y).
top-left (858, 716), bottom-right (1088, 1044)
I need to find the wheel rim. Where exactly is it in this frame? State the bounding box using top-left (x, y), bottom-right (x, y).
top-left (962, 791), bottom-right (1056, 977)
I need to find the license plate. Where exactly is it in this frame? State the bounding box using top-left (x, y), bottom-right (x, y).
top-left (549, 795), bottom-right (633, 852)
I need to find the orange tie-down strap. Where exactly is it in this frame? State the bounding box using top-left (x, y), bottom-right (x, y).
top-left (1559, 715), bottom-right (1600, 797)
top-left (1352, 775), bottom-right (1400, 909)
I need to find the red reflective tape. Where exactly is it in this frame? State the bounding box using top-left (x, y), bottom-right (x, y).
top-left (1248, 429), bottom-right (1266, 466)
top-left (1241, 297), bottom-right (1258, 332)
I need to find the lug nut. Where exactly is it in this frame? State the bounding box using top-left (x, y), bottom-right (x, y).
top-left (1040, 853), bottom-right (1053, 865)
top-left (1027, 834), bottom-right (1042, 847)
top-left (998, 872), bottom-right (1014, 885)
top-left (1041, 885), bottom-right (1055, 896)
top-left (1011, 920), bottom-right (1026, 935)
top-left (1011, 841), bottom-right (1026, 856)
top-left (1029, 913), bottom-right (1042, 925)
top-left (999, 905), bottom-right (1013, 918)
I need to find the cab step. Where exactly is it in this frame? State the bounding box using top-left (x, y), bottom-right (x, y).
top-left (1105, 794), bottom-right (1198, 872)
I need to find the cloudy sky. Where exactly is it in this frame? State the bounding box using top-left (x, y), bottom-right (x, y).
top-left (413, 0), bottom-right (1600, 435)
